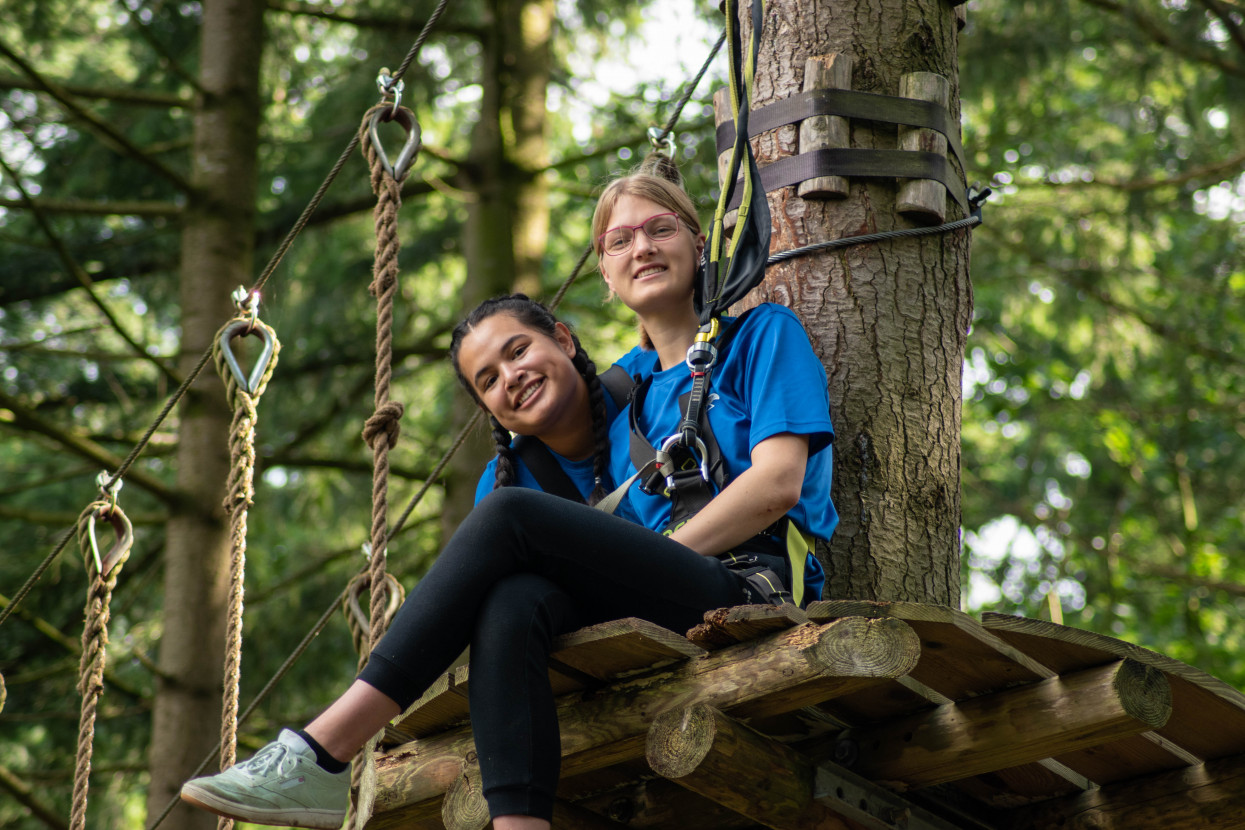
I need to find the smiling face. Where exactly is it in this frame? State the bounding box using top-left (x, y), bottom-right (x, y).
top-left (598, 193), bottom-right (705, 318)
top-left (455, 313), bottom-right (590, 443)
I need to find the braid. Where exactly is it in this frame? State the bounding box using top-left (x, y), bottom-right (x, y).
top-left (489, 415), bottom-right (517, 490)
top-left (571, 342), bottom-right (610, 506)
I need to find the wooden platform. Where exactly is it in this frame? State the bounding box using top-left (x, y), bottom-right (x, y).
top-left (357, 601), bottom-right (1245, 829)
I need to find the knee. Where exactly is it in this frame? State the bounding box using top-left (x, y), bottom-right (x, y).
top-left (473, 574), bottom-right (574, 645)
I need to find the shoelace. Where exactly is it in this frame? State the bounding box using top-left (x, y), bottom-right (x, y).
top-left (239, 742), bottom-right (297, 779)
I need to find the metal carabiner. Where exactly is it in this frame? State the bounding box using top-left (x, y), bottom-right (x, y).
top-left (95, 470), bottom-right (123, 510)
top-left (376, 69), bottom-right (405, 120)
top-left (658, 432), bottom-right (711, 491)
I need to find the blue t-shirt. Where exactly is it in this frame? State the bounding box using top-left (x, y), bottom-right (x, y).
top-left (607, 303), bottom-right (837, 597)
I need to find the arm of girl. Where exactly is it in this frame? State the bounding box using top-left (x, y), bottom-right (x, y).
top-left (666, 432), bottom-right (809, 556)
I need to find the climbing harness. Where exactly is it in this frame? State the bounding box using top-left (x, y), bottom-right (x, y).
top-left (70, 474), bottom-right (135, 830)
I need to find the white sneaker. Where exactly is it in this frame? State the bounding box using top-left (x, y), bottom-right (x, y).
top-left (180, 729), bottom-right (350, 829)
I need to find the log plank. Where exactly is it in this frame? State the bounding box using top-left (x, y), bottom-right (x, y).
top-left (365, 617), bottom-right (920, 826)
top-left (686, 604), bottom-right (809, 650)
top-left (983, 612), bottom-right (1245, 760)
top-left (1009, 749), bottom-right (1245, 830)
top-left (550, 617), bottom-right (705, 681)
top-left (847, 659), bottom-right (1172, 789)
top-left (646, 704), bottom-right (853, 830)
top-left (809, 600), bottom-right (1054, 700)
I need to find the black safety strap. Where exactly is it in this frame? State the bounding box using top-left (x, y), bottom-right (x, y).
top-left (724, 147), bottom-right (968, 213)
top-left (715, 87), bottom-right (967, 178)
top-left (512, 435), bottom-right (584, 504)
top-left (599, 363), bottom-right (636, 410)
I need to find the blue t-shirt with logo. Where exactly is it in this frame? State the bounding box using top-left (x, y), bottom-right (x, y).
top-left (607, 303), bottom-right (836, 599)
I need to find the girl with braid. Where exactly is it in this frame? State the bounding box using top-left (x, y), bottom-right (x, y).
top-left (182, 171), bottom-right (834, 830)
top-left (449, 293), bottom-right (628, 508)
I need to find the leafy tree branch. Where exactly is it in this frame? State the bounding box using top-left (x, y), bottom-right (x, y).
top-left (0, 37), bottom-right (192, 193)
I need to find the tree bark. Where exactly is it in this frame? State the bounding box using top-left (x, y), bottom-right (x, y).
top-left (733, 0), bottom-right (970, 605)
top-left (145, 1), bottom-right (266, 826)
top-left (439, 0), bottom-right (554, 540)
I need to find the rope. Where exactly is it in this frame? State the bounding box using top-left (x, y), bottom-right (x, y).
top-left (70, 501), bottom-right (134, 830)
top-left (651, 28), bottom-right (727, 147)
top-left (209, 313), bottom-right (280, 826)
top-left (382, 0), bottom-right (453, 92)
top-left (341, 570), bottom-right (404, 830)
top-left (358, 102), bottom-right (416, 652)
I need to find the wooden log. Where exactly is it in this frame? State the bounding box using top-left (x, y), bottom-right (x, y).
top-left (686, 603), bottom-right (809, 650)
top-left (1009, 749), bottom-right (1245, 830)
top-left (551, 798), bottom-right (636, 830)
top-left (438, 765), bottom-right (637, 830)
top-left (895, 71), bottom-right (949, 224)
top-left (848, 658), bottom-right (1173, 789)
top-left (797, 54), bottom-right (851, 199)
top-left (365, 617), bottom-right (920, 825)
top-left (441, 768), bottom-right (489, 830)
top-left (712, 86), bottom-right (740, 232)
top-left (982, 611), bottom-right (1245, 761)
top-left (550, 617), bottom-right (705, 681)
top-left (567, 776), bottom-right (761, 830)
top-left (808, 600), bottom-right (1054, 700)
top-left (647, 703), bottom-right (853, 829)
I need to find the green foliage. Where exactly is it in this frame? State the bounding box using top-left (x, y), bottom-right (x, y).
top-left (1, 2), bottom-right (724, 827)
top-left (959, 0), bottom-right (1245, 686)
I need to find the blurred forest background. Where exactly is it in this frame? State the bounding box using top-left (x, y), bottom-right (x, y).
top-left (2, 0), bottom-right (1243, 827)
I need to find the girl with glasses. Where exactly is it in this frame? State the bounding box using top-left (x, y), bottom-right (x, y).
top-left (180, 170), bottom-right (835, 830)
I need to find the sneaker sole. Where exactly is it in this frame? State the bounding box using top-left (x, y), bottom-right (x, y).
top-left (181, 784), bottom-right (346, 830)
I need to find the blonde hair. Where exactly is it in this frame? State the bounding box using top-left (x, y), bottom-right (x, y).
top-left (591, 173), bottom-right (702, 255)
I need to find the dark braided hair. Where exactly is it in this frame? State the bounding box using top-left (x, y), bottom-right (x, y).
top-left (449, 294), bottom-right (611, 505)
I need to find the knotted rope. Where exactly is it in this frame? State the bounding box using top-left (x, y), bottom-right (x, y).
top-left (210, 311), bottom-right (280, 825)
top-left (70, 500), bottom-right (133, 830)
top-left (358, 102), bottom-right (417, 652)
top-left (347, 101), bottom-right (419, 830)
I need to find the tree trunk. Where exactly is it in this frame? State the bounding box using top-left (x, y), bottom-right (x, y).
top-left (146, 1), bottom-right (266, 826)
top-left (439, 0), bottom-right (554, 540)
top-left (733, 0), bottom-right (969, 605)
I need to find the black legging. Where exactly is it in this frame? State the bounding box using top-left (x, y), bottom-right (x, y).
top-left (357, 487), bottom-right (781, 820)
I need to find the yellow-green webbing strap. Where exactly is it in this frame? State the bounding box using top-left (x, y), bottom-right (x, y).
top-left (706, 0), bottom-right (763, 310)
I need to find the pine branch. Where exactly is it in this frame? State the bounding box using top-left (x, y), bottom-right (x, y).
top-left (265, 0), bottom-right (483, 37)
top-left (0, 389), bottom-right (180, 506)
top-left (1079, 0), bottom-right (1245, 75)
top-left (0, 72), bottom-right (190, 108)
top-left (0, 504), bottom-right (165, 525)
top-left (0, 592), bottom-right (156, 699)
top-left (116, 0), bottom-right (205, 95)
top-left (1043, 149), bottom-right (1245, 192)
top-left (0, 197), bottom-right (183, 217)
top-left (0, 153), bottom-right (183, 387)
top-left (1196, 0), bottom-right (1245, 58)
top-left (0, 763), bottom-right (67, 830)
top-left (261, 453), bottom-right (435, 482)
top-left (0, 36), bottom-right (193, 192)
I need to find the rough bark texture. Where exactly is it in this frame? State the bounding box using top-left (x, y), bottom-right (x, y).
top-left (439, 0), bottom-right (554, 540)
top-left (145, 2), bottom-right (266, 826)
top-left (732, 0), bottom-right (970, 605)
